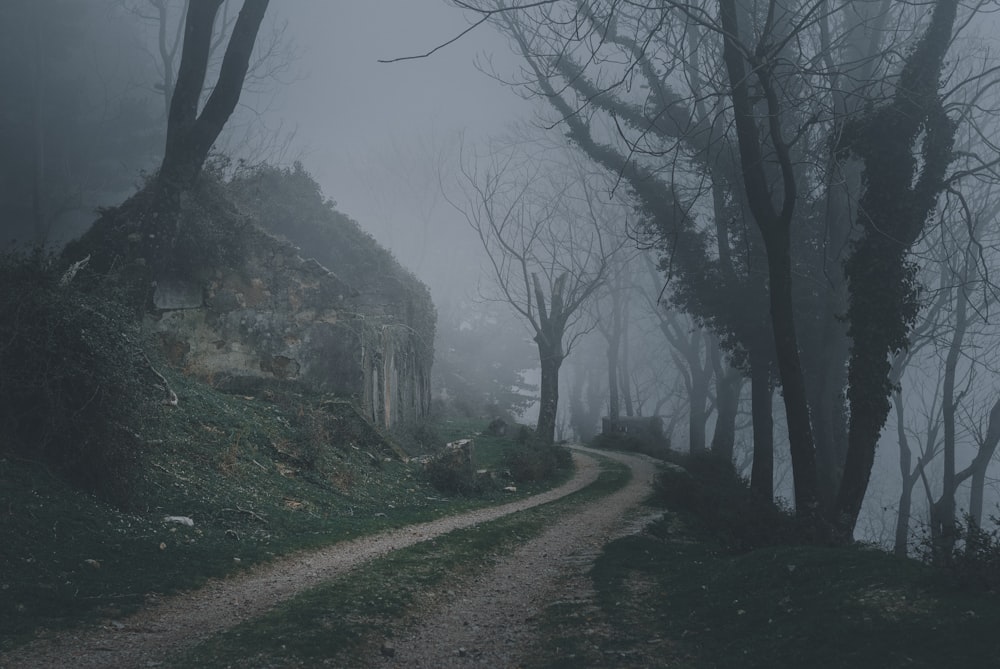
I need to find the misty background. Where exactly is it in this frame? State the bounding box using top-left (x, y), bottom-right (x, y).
top-left (3, 0), bottom-right (999, 552)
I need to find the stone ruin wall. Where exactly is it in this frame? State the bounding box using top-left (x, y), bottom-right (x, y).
top-left (146, 225), bottom-right (432, 430)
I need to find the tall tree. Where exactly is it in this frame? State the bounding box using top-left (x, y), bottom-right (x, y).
top-left (446, 139), bottom-right (619, 444)
top-left (152, 0), bottom-right (269, 215)
top-left (445, 0), bottom-right (982, 536)
top-left (833, 0), bottom-right (961, 536)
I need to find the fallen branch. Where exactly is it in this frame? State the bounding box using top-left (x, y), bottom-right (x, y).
top-left (222, 507), bottom-right (268, 524)
top-left (144, 353), bottom-right (179, 406)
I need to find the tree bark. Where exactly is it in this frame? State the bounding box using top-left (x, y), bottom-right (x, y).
top-left (535, 339), bottom-right (563, 445)
top-left (749, 345), bottom-right (775, 501)
top-left (892, 390), bottom-right (922, 557)
top-left (618, 299), bottom-right (634, 417)
top-left (710, 344), bottom-right (742, 462)
top-left (717, 0), bottom-right (820, 522)
top-left (606, 337), bottom-right (620, 424)
top-left (153, 0), bottom-right (269, 214)
top-left (969, 400), bottom-right (1000, 525)
top-left (688, 341), bottom-right (710, 454)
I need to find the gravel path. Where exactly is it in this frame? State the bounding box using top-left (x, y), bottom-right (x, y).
top-left (0, 448), bottom-right (613, 669)
top-left (366, 446), bottom-right (660, 668)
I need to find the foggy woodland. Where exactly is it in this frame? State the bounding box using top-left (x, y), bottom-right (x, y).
top-left (3, 0), bottom-right (1000, 665)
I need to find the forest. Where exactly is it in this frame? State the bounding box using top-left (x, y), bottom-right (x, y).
top-left (2, 0), bottom-right (1000, 666)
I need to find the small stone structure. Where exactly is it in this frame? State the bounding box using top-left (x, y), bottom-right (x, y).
top-left (146, 222), bottom-right (432, 429)
top-left (67, 168), bottom-right (435, 432)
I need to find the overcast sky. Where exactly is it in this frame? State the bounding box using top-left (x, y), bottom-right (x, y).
top-left (256, 1), bottom-right (533, 303)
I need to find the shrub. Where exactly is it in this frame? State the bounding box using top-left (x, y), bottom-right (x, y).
top-left (0, 252), bottom-right (155, 506)
top-left (918, 514), bottom-right (1000, 592)
top-left (654, 450), bottom-right (800, 552)
top-left (590, 430), bottom-right (671, 459)
top-left (392, 417), bottom-right (441, 456)
top-left (424, 455), bottom-right (478, 496)
top-left (504, 435), bottom-right (572, 483)
top-left (423, 441), bottom-right (499, 496)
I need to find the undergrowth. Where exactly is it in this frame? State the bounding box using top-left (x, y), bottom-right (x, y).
top-left (0, 373), bottom-right (563, 652)
top-left (0, 251), bottom-right (156, 506)
top-left (654, 451), bottom-right (801, 553)
top-left (525, 454), bottom-right (1000, 668)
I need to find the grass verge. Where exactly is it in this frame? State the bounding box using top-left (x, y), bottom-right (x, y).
top-left (168, 455), bottom-right (631, 668)
top-left (529, 503), bottom-right (1000, 667)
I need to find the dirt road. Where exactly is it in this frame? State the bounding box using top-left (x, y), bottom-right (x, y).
top-left (0, 447), bottom-right (658, 668)
top-left (366, 446), bottom-right (660, 667)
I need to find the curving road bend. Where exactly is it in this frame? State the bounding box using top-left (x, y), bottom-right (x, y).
top-left (367, 446), bottom-right (661, 668)
top-left (0, 446), bottom-right (658, 669)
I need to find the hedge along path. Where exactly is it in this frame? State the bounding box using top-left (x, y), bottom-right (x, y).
top-left (0, 450), bottom-right (603, 669)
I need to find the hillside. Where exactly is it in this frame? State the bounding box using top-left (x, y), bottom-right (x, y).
top-left (0, 366), bottom-right (555, 652)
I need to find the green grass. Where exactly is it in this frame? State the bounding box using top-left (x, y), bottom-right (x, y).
top-left (528, 509), bottom-right (1000, 668)
top-left (168, 456), bottom-right (631, 668)
top-left (0, 370), bottom-right (566, 652)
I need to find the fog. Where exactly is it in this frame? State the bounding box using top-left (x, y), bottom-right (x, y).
top-left (3, 0), bottom-right (1000, 551)
top-left (246, 1), bottom-right (526, 301)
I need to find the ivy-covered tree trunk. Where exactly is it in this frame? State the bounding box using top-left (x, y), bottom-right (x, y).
top-left (833, 0), bottom-right (959, 538)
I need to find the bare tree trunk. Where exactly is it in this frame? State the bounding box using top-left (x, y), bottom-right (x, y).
top-left (717, 0), bottom-right (819, 522)
top-left (934, 275), bottom-right (967, 553)
top-left (153, 0), bottom-right (269, 215)
top-left (605, 303), bottom-right (621, 424)
top-left (618, 299), bottom-right (634, 417)
top-left (969, 400), bottom-right (1000, 524)
top-left (568, 365), bottom-right (597, 442)
top-left (710, 342), bottom-right (743, 462)
top-left (535, 340), bottom-right (563, 445)
top-left (892, 390), bottom-right (921, 557)
top-left (749, 345), bottom-right (775, 501)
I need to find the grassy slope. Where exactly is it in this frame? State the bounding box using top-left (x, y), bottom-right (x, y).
top-left (0, 367), bottom-right (559, 652)
top-left (529, 499), bottom-right (1000, 668)
top-left (170, 457), bottom-right (631, 668)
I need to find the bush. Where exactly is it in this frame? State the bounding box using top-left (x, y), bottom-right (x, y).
top-left (590, 430), bottom-right (670, 459)
top-left (0, 252), bottom-right (155, 506)
top-left (918, 514), bottom-right (1000, 592)
top-left (654, 451), bottom-right (800, 552)
top-left (424, 456), bottom-right (477, 496)
top-left (392, 417), bottom-right (441, 456)
top-left (423, 440), bottom-right (498, 496)
top-left (504, 431), bottom-right (572, 483)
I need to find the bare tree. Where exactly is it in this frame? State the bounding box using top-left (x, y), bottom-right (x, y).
top-left (436, 0), bottom-right (990, 537)
top-left (446, 138), bottom-right (621, 444)
top-left (152, 0), bottom-right (270, 216)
